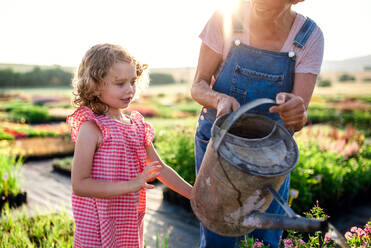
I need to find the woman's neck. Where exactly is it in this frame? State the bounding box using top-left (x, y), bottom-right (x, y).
top-left (249, 7), bottom-right (296, 51)
top-left (250, 8), bottom-right (296, 36)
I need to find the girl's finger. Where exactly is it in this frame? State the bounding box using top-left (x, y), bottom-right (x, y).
top-left (144, 183), bottom-right (155, 189)
top-left (147, 161), bottom-right (160, 167)
top-left (144, 164), bottom-right (162, 172)
top-left (146, 171), bottom-right (160, 180)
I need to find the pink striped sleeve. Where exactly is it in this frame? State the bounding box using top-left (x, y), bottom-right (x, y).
top-left (199, 11), bottom-right (225, 55)
top-left (295, 27), bottom-right (325, 75)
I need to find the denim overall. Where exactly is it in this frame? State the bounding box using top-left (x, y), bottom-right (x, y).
top-left (194, 17), bottom-right (316, 248)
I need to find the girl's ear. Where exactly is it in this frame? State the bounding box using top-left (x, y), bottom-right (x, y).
top-left (94, 87), bottom-right (102, 99)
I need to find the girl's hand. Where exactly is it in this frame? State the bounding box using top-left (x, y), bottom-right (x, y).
top-left (269, 92), bottom-right (307, 132)
top-left (131, 161), bottom-right (162, 191)
top-left (216, 94), bottom-right (240, 118)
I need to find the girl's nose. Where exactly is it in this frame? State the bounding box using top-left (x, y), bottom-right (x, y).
top-left (126, 84), bottom-right (135, 94)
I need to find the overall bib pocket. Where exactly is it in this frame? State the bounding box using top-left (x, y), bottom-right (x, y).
top-left (230, 65), bottom-right (284, 115)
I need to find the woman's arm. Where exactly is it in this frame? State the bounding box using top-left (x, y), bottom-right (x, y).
top-left (146, 143), bottom-right (192, 199)
top-left (191, 42), bottom-right (240, 117)
top-left (269, 73), bottom-right (317, 132)
top-left (71, 121), bottom-right (160, 198)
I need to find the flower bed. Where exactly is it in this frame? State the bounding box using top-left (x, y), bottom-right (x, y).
top-left (0, 122), bottom-right (70, 140)
top-left (238, 204), bottom-right (371, 248)
top-left (291, 126), bottom-right (371, 216)
top-left (0, 136), bottom-right (74, 158)
top-left (307, 101), bottom-right (371, 136)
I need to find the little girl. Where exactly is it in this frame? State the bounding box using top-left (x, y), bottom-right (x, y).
top-left (67, 43), bottom-right (193, 248)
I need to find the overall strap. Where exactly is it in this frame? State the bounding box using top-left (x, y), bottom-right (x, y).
top-left (293, 17), bottom-right (317, 48)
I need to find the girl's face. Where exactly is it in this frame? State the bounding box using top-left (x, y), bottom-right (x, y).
top-left (98, 62), bottom-right (137, 112)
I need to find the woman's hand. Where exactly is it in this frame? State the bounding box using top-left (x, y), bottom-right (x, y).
top-left (131, 161), bottom-right (162, 191)
top-left (216, 94), bottom-right (240, 118)
top-left (269, 92), bottom-right (307, 132)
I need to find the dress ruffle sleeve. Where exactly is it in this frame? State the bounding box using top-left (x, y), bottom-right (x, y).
top-left (131, 111), bottom-right (155, 146)
top-left (66, 106), bottom-right (109, 144)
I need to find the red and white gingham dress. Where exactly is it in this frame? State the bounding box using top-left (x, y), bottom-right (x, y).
top-left (67, 106), bottom-right (154, 248)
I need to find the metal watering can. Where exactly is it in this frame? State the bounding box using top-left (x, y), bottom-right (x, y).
top-left (190, 98), bottom-right (328, 237)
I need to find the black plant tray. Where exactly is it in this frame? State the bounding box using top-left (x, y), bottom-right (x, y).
top-left (0, 191), bottom-right (27, 210)
top-left (52, 164), bottom-right (71, 177)
top-left (162, 187), bottom-right (192, 212)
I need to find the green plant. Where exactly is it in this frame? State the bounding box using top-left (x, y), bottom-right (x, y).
top-left (53, 157), bottom-right (73, 171)
top-left (338, 73), bottom-right (356, 82)
top-left (307, 102), bottom-right (371, 135)
top-left (290, 139), bottom-right (371, 215)
top-left (155, 231), bottom-right (169, 248)
top-left (0, 153), bottom-right (23, 196)
top-left (0, 205), bottom-right (74, 247)
top-left (317, 79), bottom-right (332, 87)
top-left (344, 221), bottom-right (371, 248)
top-left (154, 126), bottom-right (196, 184)
top-left (10, 105), bottom-right (50, 123)
top-left (239, 204), bottom-right (371, 248)
top-left (149, 73), bottom-right (175, 85)
top-left (0, 129), bottom-right (14, 140)
top-left (239, 237), bottom-right (270, 247)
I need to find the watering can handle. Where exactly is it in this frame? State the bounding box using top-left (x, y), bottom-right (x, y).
top-left (214, 98), bottom-right (276, 151)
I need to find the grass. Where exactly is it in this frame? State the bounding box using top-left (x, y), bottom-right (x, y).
top-left (315, 71), bottom-right (371, 97)
top-left (0, 205), bottom-right (74, 247)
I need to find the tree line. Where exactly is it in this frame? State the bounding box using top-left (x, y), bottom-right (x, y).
top-left (0, 66), bottom-right (177, 87)
top-left (0, 66), bottom-right (73, 87)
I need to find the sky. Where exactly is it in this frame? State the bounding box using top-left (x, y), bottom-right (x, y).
top-left (1, 0), bottom-right (371, 68)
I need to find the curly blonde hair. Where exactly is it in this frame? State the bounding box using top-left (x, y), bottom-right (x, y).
top-left (72, 43), bottom-right (148, 114)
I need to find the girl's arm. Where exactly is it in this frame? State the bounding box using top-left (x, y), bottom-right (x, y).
top-left (146, 143), bottom-right (192, 199)
top-left (71, 120), bottom-right (161, 198)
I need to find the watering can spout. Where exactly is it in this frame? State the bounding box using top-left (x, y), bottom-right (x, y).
top-left (243, 211), bottom-right (328, 233)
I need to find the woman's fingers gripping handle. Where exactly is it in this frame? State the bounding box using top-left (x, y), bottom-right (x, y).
top-left (216, 94), bottom-right (240, 118)
top-left (269, 92), bottom-right (306, 133)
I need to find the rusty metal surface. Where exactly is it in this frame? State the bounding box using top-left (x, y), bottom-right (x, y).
top-left (191, 141), bottom-right (287, 236)
top-left (242, 212), bottom-right (328, 233)
top-left (213, 113), bottom-right (298, 176)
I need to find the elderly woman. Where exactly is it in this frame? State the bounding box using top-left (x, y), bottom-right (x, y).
top-left (190, 0), bottom-right (324, 247)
